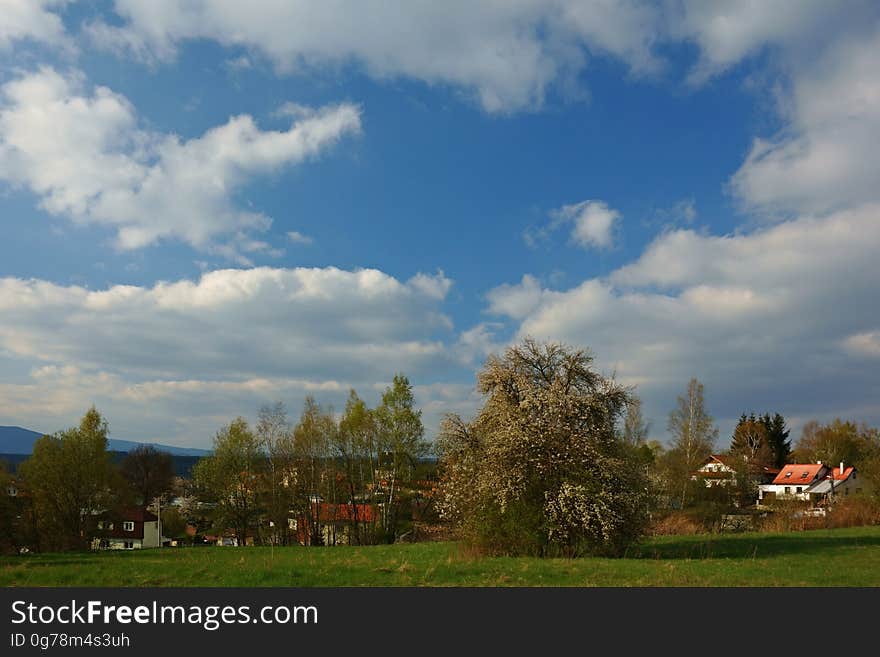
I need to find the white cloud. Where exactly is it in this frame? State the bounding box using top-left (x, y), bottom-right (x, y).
top-left (730, 27), bottom-right (880, 216)
top-left (85, 0), bottom-right (662, 113)
top-left (0, 0), bottom-right (70, 50)
top-left (407, 270), bottom-right (453, 301)
top-left (843, 331), bottom-right (880, 359)
top-left (528, 200), bottom-right (621, 249)
top-left (0, 67), bottom-right (361, 256)
top-left (669, 0), bottom-right (846, 83)
top-left (286, 230), bottom-right (313, 245)
top-left (558, 200), bottom-right (621, 249)
top-left (487, 204), bottom-right (880, 439)
top-left (486, 274), bottom-right (546, 320)
top-left (0, 266), bottom-right (460, 446)
top-left (0, 266), bottom-right (454, 380)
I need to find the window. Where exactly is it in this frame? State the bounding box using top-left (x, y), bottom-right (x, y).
top-left (784, 487), bottom-right (791, 494)
top-left (800, 472), bottom-right (809, 479)
top-left (784, 472), bottom-right (792, 478)
top-left (796, 487), bottom-right (802, 493)
top-left (123, 541), bottom-right (134, 549)
top-left (123, 521), bottom-right (135, 532)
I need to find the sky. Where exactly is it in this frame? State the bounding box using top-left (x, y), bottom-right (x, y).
top-left (1, 1), bottom-right (879, 450)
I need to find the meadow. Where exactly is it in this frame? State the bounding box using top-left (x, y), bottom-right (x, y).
top-left (2, 526), bottom-right (879, 587)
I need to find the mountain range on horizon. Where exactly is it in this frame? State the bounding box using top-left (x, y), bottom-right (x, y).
top-left (0, 425), bottom-right (210, 457)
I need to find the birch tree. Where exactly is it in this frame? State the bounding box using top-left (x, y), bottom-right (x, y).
top-left (193, 418), bottom-right (263, 547)
top-left (667, 378), bottom-right (718, 507)
top-left (256, 402), bottom-right (295, 545)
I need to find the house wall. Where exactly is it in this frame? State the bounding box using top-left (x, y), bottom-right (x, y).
top-left (758, 483), bottom-right (811, 502)
top-left (828, 474), bottom-right (870, 498)
top-left (142, 520), bottom-right (160, 548)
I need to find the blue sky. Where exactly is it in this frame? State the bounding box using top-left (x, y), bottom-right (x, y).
top-left (1, 1), bottom-right (879, 449)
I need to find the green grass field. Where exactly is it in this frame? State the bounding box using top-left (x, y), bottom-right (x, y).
top-left (3, 526), bottom-right (879, 587)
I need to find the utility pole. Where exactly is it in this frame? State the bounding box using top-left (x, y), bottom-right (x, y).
top-left (155, 496), bottom-right (162, 549)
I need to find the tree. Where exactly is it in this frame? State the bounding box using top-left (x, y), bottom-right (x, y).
top-left (335, 389), bottom-right (379, 544)
top-left (730, 413), bottom-right (773, 468)
top-left (256, 402), bottom-right (296, 545)
top-left (192, 418), bottom-right (263, 547)
top-left (438, 338), bottom-right (650, 557)
top-left (667, 378), bottom-right (718, 508)
top-left (292, 397), bottom-right (335, 545)
top-left (0, 461), bottom-right (20, 554)
top-left (760, 413), bottom-right (791, 468)
top-left (120, 445), bottom-right (174, 507)
top-left (622, 396), bottom-right (651, 445)
top-left (19, 407), bottom-right (115, 551)
top-left (793, 419), bottom-right (879, 468)
top-left (373, 374), bottom-right (428, 541)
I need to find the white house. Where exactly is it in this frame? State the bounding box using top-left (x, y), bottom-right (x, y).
top-left (758, 462), bottom-right (865, 505)
top-left (695, 454), bottom-right (779, 488)
top-left (94, 507), bottom-right (161, 550)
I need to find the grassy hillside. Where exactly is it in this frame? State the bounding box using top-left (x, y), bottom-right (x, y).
top-left (2, 526), bottom-right (879, 587)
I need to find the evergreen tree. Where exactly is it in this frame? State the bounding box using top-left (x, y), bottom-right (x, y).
top-left (760, 413), bottom-right (791, 468)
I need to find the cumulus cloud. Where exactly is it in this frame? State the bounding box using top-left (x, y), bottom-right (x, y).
top-left (731, 27), bottom-right (880, 216)
top-left (0, 266), bottom-right (453, 380)
top-left (526, 200), bottom-right (621, 250)
top-left (487, 205), bottom-right (880, 438)
top-left (0, 67), bottom-right (361, 255)
top-left (0, 266), bottom-right (462, 445)
top-left (0, 0), bottom-right (71, 50)
top-left (557, 200), bottom-right (621, 249)
top-left (83, 0), bottom-right (662, 113)
top-left (669, 0), bottom-right (849, 83)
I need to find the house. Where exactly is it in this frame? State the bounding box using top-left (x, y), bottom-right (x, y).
top-left (6, 480), bottom-right (18, 497)
top-left (93, 507), bottom-right (161, 550)
top-left (694, 454), bottom-right (779, 487)
top-left (804, 463), bottom-right (867, 505)
top-left (296, 503), bottom-right (377, 546)
top-left (758, 462), bottom-right (866, 505)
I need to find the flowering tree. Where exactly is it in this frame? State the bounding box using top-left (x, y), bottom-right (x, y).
top-left (438, 338), bottom-right (650, 557)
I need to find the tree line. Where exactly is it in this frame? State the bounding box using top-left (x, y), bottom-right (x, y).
top-left (3, 338), bottom-right (879, 557)
top-left (0, 374), bottom-right (430, 554)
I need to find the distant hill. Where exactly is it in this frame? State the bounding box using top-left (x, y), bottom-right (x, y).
top-left (0, 426), bottom-right (210, 457)
top-left (0, 452), bottom-right (202, 478)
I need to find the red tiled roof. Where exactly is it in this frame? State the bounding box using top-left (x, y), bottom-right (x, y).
top-left (772, 464), bottom-right (825, 485)
top-left (830, 466), bottom-right (855, 480)
top-left (118, 506), bottom-right (158, 522)
top-left (312, 503), bottom-right (377, 523)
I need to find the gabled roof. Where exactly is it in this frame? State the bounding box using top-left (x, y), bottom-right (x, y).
top-left (699, 455), bottom-right (779, 476)
top-left (772, 464), bottom-right (826, 485)
top-left (830, 465), bottom-right (855, 480)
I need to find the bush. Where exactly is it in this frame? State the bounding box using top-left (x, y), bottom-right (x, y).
top-left (825, 497), bottom-right (880, 528)
top-left (649, 513), bottom-right (703, 536)
top-left (438, 339), bottom-right (650, 557)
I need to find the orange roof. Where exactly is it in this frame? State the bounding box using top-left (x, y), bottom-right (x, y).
top-left (311, 503), bottom-right (376, 523)
top-left (830, 466), bottom-right (855, 480)
top-left (772, 464), bottom-right (825, 485)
